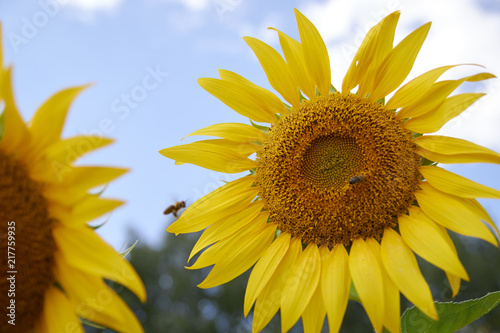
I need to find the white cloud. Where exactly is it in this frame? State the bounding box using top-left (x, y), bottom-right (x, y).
top-left (59, 0), bottom-right (124, 22)
top-left (237, 13), bottom-right (286, 46)
top-left (63, 0), bottom-right (123, 12)
top-left (302, 0), bottom-right (500, 150)
top-left (166, 8), bottom-right (206, 33)
top-left (178, 0), bottom-right (211, 11)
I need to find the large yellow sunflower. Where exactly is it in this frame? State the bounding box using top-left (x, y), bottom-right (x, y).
top-left (0, 30), bottom-right (145, 332)
top-left (160, 10), bottom-right (500, 333)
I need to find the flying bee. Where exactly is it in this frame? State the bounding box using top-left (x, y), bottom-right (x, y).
top-left (349, 175), bottom-right (366, 185)
top-left (163, 201), bottom-right (186, 218)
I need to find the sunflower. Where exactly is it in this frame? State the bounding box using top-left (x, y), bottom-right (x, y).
top-left (0, 30), bottom-right (145, 332)
top-left (160, 10), bottom-right (500, 333)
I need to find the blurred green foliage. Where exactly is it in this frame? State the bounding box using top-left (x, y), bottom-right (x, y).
top-left (85, 224), bottom-right (500, 333)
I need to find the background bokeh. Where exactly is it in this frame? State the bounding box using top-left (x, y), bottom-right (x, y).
top-left (1, 0), bottom-right (500, 332)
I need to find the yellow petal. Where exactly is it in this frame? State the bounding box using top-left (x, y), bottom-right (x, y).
top-left (28, 85), bottom-right (90, 153)
top-left (40, 136), bottom-right (113, 164)
top-left (413, 135), bottom-right (500, 164)
top-left (302, 281), bottom-right (326, 333)
top-left (252, 237), bottom-right (302, 333)
top-left (159, 140), bottom-right (257, 174)
top-left (244, 232), bottom-right (291, 316)
top-left (397, 73), bottom-right (494, 120)
top-left (459, 197), bottom-right (500, 241)
top-left (399, 208), bottom-right (469, 280)
top-left (54, 261), bottom-right (143, 333)
top-left (167, 176), bottom-right (258, 234)
top-left (194, 139), bottom-right (260, 157)
top-left (198, 77), bottom-right (280, 123)
top-left (342, 11), bottom-right (400, 93)
top-left (404, 93), bottom-right (484, 133)
top-left (243, 36), bottom-right (300, 107)
top-left (397, 80), bottom-right (462, 120)
top-left (386, 64), bottom-right (462, 110)
top-left (293, 9), bottom-right (331, 97)
top-left (445, 272), bottom-right (462, 298)
top-left (381, 228), bottom-right (438, 320)
top-left (358, 13), bottom-right (401, 98)
top-left (349, 238), bottom-right (385, 333)
top-left (36, 286), bottom-right (83, 333)
top-left (71, 196), bottom-right (124, 225)
top-left (62, 166), bottom-right (128, 188)
top-left (420, 165), bottom-right (500, 199)
top-left (197, 221), bottom-right (276, 289)
top-left (218, 69), bottom-right (288, 116)
top-left (370, 22), bottom-right (431, 101)
top-left (29, 136), bottom-right (114, 183)
top-left (183, 122), bottom-right (268, 142)
top-left (0, 24), bottom-right (3, 64)
top-left (0, 68), bottom-right (30, 154)
top-left (46, 200), bottom-right (71, 223)
top-left (433, 222), bottom-right (464, 297)
top-left (270, 28), bottom-right (316, 99)
top-left (382, 270), bottom-right (400, 333)
top-left (281, 243), bottom-right (321, 333)
top-left (365, 238), bottom-right (401, 333)
top-left (320, 245), bottom-right (350, 333)
top-left (52, 224), bottom-right (146, 302)
top-left (47, 194), bottom-right (122, 226)
top-left (42, 167), bottom-right (128, 206)
top-left (189, 201), bottom-right (265, 261)
top-left (415, 182), bottom-right (498, 246)
top-left (187, 212), bottom-right (269, 270)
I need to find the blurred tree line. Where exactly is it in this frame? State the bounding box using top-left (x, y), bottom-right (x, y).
top-left (86, 222), bottom-right (500, 333)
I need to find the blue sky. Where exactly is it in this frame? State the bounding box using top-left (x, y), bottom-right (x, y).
top-left (1, 0), bottom-right (500, 250)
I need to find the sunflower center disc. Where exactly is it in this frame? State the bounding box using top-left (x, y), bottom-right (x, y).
top-left (302, 135), bottom-right (364, 189)
top-left (256, 93), bottom-right (421, 247)
top-left (0, 151), bottom-right (56, 332)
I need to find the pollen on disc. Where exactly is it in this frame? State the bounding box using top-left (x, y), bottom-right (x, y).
top-left (256, 93), bottom-right (421, 247)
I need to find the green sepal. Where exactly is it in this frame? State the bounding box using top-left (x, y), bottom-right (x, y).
top-left (249, 119), bottom-right (270, 134)
top-left (120, 240), bottom-right (139, 259)
top-left (90, 220), bottom-right (108, 230)
top-left (330, 84), bottom-right (338, 94)
top-left (299, 90), bottom-right (308, 103)
top-left (401, 291), bottom-right (500, 333)
top-left (272, 228), bottom-right (282, 241)
top-left (315, 87), bottom-right (321, 97)
top-left (348, 282), bottom-right (361, 303)
top-left (81, 318), bottom-right (107, 330)
top-left (91, 184), bottom-right (108, 197)
top-left (283, 102), bottom-right (291, 112)
top-left (0, 111), bottom-right (5, 140)
top-left (421, 156), bottom-right (437, 166)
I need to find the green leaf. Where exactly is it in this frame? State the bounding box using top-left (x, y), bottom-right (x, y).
top-left (401, 291), bottom-right (500, 333)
